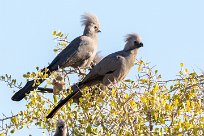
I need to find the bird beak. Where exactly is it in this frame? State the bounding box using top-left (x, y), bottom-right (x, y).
top-left (136, 42), bottom-right (143, 48)
top-left (139, 42), bottom-right (143, 47)
top-left (98, 30), bottom-right (101, 33)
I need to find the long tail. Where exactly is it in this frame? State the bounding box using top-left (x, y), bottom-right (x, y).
top-left (11, 68), bottom-right (51, 101)
top-left (46, 84), bottom-right (82, 118)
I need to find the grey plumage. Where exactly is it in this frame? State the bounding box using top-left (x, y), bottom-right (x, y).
top-left (54, 120), bottom-right (67, 136)
top-left (11, 13), bottom-right (101, 101)
top-left (91, 51), bottom-right (103, 67)
top-left (47, 33), bottom-right (143, 118)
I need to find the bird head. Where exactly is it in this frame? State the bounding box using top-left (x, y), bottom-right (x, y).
top-left (56, 120), bottom-right (66, 132)
top-left (81, 13), bottom-right (101, 36)
top-left (124, 33), bottom-right (143, 51)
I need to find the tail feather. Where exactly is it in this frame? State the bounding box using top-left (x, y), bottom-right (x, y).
top-left (11, 68), bottom-right (51, 101)
top-left (11, 79), bottom-right (44, 101)
top-left (46, 84), bottom-right (81, 118)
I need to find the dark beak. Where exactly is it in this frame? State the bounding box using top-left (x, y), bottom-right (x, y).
top-left (139, 42), bottom-right (143, 47)
top-left (98, 30), bottom-right (101, 33)
top-left (137, 42), bottom-right (143, 48)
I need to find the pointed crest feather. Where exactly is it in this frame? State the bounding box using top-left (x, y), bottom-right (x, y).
top-left (81, 13), bottom-right (100, 26)
top-left (125, 33), bottom-right (141, 43)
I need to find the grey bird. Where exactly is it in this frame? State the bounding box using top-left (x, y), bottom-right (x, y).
top-left (93, 51), bottom-right (103, 64)
top-left (11, 13), bottom-right (101, 101)
top-left (90, 51), bottom-right (103, 68)
top-left (54, 120), bottom-right (67, 136)
top-left (36, 52), bottom-right (103, 94)
top-left (46, 33), bottom-right (143, 118)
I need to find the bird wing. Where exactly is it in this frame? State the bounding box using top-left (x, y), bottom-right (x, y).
top-left (81, 51), bottom-right (125, 84)
top-left (48, 36), bottom-right (92, 71)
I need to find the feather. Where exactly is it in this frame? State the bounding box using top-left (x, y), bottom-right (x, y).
top-left (125, 33), bottom-right (141, 43)
top-left (124, 33), bottom-right (142, 51)
top-left (81, 13), bottom-right (100, 26)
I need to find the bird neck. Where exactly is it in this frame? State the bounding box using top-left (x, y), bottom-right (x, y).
top-left (123, 43), bottom-right (136, 51)
top-left (130, 49), bottom-right (138, 58)
top-left (83, 31), bottom-right (98, 39)
top-left (55, 129), bottom-right (67, 136)
top-left (123, 43), bottom-right (138, 53)
top-left (124, 48), bottom-right (138, 66)
top-left (83, 27), bottom-right (98, 39)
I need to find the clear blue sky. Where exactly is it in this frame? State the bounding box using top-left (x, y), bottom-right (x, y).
top-left (0, 0), bottom-right (203, 135)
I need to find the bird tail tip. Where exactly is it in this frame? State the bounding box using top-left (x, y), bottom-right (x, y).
top-left (11, 95), bottom-right (23, 101)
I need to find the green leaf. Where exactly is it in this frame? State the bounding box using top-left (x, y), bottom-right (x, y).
top-left (52, 31), bottom-right (56, 35)
top-left (53, 95), bottom-right (58, 104)
top-left (10, 129), bottom-right (15, 134)
top-left (36, 66), bottom-right (39, 71)
top-left (155, 70), bottom-right (158, 74)
top-left (124, 79), bottom-right (131, 82)
top-left (86, 125), bottom-right (91, 133)
top-left (56, 32), bottom-right (62, 36)
top-left (53, 49), bottom-right (58, 52)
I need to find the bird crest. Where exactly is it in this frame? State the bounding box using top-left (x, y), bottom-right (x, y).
top-left (125, 33), bottom-right (142, 43)
top-left (81, 13), bottom-right (100, 27)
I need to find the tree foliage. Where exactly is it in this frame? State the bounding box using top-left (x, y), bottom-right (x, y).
top-left (0, 32), bottom-right (204, 136)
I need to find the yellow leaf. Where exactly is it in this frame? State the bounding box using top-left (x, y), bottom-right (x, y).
top-left (186, 100), bottom-right (191, 112)
top-left (0, 133), bottom-right (4, 136)
top-left (154, 84), bottom-right (159, 91)
top-left (110, 101), bottom-right (116, 108)
top-left (178, 110), bottom-right (181, 116)
top-left (165, 104), bottom-right (169, 110)
top-left (139, 60), bottom-right (144, 65)
top-left (152, 84), bottom-right (159, 94)
top-left (141, 79), bottom-right (148, 83)
top-left (140, 96), bottom-right (147, 103)
top-left (11, 116), bottom-right (17, 124)
top-left (180, 63), bottom-right (184, 67)
top-left (138, 66), bottom-right (141, 72)
top-left (125, 131), bottom-right (131, 136)
top-left (184, 68), bottom-right (188, 73)
top-left (174, 99), bottom-right (179, 107)
top-left (52, 31), bottom-right (56, 35)
top-left (200, 117), bottom-right (204, 122)
top-left (130, 100), bottom-right (137, 111)
top-left (164, 127), bottom-right (168, 132)
top-left (112, 89), bottom-right (116, 97)
top-left (159, 117), bottom-right (165, 124)
top-left (125, 93), bottom-right (129, 99)
top-left (130, 100), bottom-right (136, 107)
top-left (165, 104), bottom-right (173, 111)
top-left (154, 113), bottom-right (158, 120)
top-left (191, 101), bottom-right (195, 107)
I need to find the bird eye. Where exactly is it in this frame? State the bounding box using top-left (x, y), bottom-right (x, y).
top-left (94, 26), bottom-right (97, 29)
top-left (134, 41), bottom-right (139, 45)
